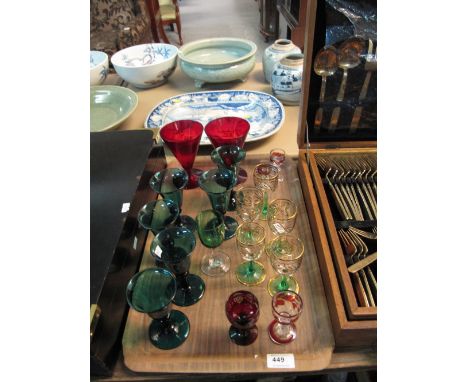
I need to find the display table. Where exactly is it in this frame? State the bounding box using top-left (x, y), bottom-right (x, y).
top-left (93, 63), bottom-right (377, 380)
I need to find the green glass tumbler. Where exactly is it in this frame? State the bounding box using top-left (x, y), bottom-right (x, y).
top-left (150, 168), bottom-right (197, 233)
top-left (196, 209), bottom-right (230, 277)
top-left (198, 168), bottom-right (238, 240)
top-left (151, 227), bottom-right (205, 307)
top-left (137, 199), bottom-right (179, 235)
top-left (126, 267), bottom-right (190, 350)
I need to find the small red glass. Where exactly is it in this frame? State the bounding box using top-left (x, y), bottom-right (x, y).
top-left (269, 148), bottom-right (286, 182)
top-left (205, 117), bottom-right (250, 184)
top-left (159, 120), bottom-right (204, 189)
top-left (268, 291), bottom-right (303, 344)
top-left (225, 291), bottom-right (259, 346)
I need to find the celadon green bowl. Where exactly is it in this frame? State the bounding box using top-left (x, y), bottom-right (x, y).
top-left (178, 38), bottom-right (257, 88)
top-left (90, 85), bottom-right (138, 132)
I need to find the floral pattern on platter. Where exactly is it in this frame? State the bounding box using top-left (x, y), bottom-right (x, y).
top-left (145, 90), bottom-right (285, 145)
top-left (122, 44), bottom-right (176, 67)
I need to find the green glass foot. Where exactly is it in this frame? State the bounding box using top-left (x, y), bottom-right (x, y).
top-left (148, 310), bottom-right (190, 350)
top-left (177, 215), bottom-right (197, 233)
top-left (267, 275), bottom-right (299, 296)
top-left (236, 261), bottom-right (266, 286)
top-left (224, 216), bottom-right (238, 240)
top-left (173, 274), bottom-right (205, 307)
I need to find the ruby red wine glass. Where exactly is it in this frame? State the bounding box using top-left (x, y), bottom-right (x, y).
top-left (268, 290), bottom-right (303, 344)
top-left (204, 117), bottom-right (250, 184)
top-left (225, 291), bottom-right (260, 346)
top-left (159, 120), bottom-right (204, 189)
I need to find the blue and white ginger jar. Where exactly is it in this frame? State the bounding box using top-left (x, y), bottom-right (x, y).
top-left (271, 53), bottom-right (304, 106)
top-left (262, 39), bottom-right (301, 83)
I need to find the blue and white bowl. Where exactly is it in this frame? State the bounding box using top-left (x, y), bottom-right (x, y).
top-left (90, 51), bottom-right (109, 86)
top-left (111, 43), bottom-right (178, 89)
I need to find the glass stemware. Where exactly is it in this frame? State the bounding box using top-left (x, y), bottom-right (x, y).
top-left (196, 209), bottom-right (230, 277)
top-left (205, 116), bottom-right (250, 182)
top-left (150, 227), bottom-right (205, 307)
top-left (150, 168), bottom-right (197, 233)
top-left (137, 199), bottom-right (179, 235)
top-left (211, 145), bottom-right (247, 211)
top-left (159, 120), bottom-right (204, 189)
top-left (235, 187), bottom-right (263, 223)
top-left (267, 199), bottom-right (298, 235)
top-left (253, 163), bottom-right (279, 220)
top-left (269, 148), bottom-right (286, 182)
top-left (198, 168), bottom-right (238, 240)
top-left (235, 222), bottom-right (266, 286)
top-left (268, 290), bottom-right (303, 344)
top-left (126, 267), bottom-right (190, 350)
top-left (266, 234), bottom-right (304, 296)
top-left (225, 291), bottom-right (260, 346)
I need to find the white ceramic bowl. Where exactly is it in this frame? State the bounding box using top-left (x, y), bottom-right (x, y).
top-left (90, 51), bottom-right (109, 86)
top-left (111, 43), bottom-right (178, 89)
top-left (178, 38), bottom-right (257, 88)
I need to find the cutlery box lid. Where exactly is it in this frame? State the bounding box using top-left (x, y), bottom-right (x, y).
top-left (90, 130), bottom-right (154, 305)
top-left (297, 0), bottom-right (377, 149)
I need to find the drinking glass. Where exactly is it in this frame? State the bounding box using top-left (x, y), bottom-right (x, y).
top-left (211, 145), bottom-right (246, 210)
top-left (270, 148), bottom-right (286, 182)
top-left (235, 222), bottom-right (266, 286)
top-left (159, 120), bottom-right (204, 189)
top-left (267, 199), bottom-right (298, 235)
top-left (253, 163), bottom-right (279, 220)
top-left (235, 187), bottom-right (263, 223)
top-left (268, 291), bottom-right (303, 344)
top-left (225, 291), bottom-right (260, 346)
top-left (137, 199), bottom-right (179, 235)
top-left (196, 209), bottom-right (230, 276)
top-left (126, 267), bottom-right (190, 350)
top-left (150, 168), bottom-right (197, 233)
top-left (205, 116), bottom-right (250, 182)
top-left (151, 227), bottom-right (205, 306)
top-left (266, 234), bottom-right (304, 296)
top-left (198, 168), bottom-right (238, 239)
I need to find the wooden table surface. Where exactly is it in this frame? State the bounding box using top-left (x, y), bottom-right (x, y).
top-left (103, 62), bottom-right (300, 157)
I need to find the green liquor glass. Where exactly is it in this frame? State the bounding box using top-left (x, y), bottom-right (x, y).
top-left (150, 168), bottom-right (197, 233)
top-left (137, 199), bottom-right (179, 235)
top-left (151, 227), bottom-right (205, 307)
top-left (198, 168), bottom-right (238, 240)
top-left (211, 144), bottom-right (247, 212)
top-left (196, 209), bottom-right (230, 277)
top-left (235, 222), bottom-right (266, 286)
top-left (266, 234), bottom-right (304, 296)
top-left (126, 267), bottom-right (190, 350)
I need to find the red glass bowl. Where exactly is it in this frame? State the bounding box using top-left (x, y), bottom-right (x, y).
top-left (225, 290), bottom-right (259, 346)
top-left (204, 117), bottom-right (250, 148)
top-left (159, 120), bottom-right (204, 189)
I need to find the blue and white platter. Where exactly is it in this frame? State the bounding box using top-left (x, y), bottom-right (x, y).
top-left (144, 90), bottom-right (285, 145)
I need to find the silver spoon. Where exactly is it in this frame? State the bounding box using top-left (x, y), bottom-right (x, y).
top-left (313, 46), bottom-right (337, 133)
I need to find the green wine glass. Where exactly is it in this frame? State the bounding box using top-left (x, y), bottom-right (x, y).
top-left (266, 234), bottom-right (304, 296)
top-left (196, 209), bottom-right (230, 277)
top-left (235, 222), bottom-right (266, 286)
top-left (150, 168), bottom-right (197, 233)
top-left (198, 168), bottom-right (238, 240)
top-left (137, 199), bottom-right (179, 235)
top-left (150, 227), bottom-right (205, 307)
top-left (126, 267), bottom-right (190, 350)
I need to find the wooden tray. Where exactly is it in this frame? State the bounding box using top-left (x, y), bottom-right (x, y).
top-left (122, 155), bottom-right (335, 373)
top-left (298, 150), bottom-right (377, 347)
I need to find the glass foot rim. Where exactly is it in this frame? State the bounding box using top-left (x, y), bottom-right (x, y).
top-left (201, 251), bottom-right (231, 276)
top-left (267, 275), bottom-right (299, 296)
top-left (172, 273), bottom-right (205, 307)
top-left (235, 261), bottom-right (266, 286)
top-left (229, 325), bottom-right (258, 346)
top-left (148, 310), bottom-right (190, 350)
top-left (267, 320), bottom-right (296, 344)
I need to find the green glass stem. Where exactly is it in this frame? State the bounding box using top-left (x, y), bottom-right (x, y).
top-left (248, 260), bottom-right (255, 275)
top-left (261, 191), bottom-right (268, 218)
top-left (279, 275), bottom-right (289, 290)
